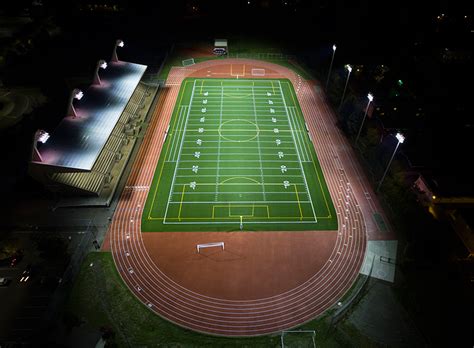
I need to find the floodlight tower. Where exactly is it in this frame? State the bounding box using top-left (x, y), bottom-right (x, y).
top-left (355, 93), bottom-right (374, 144)
top-left (339, 64), bottom-right (352, 110)
top-left (67, 88), bottom-right (84, 118)
top-left (31, 129), bottom-right (50, 162)
top-left (377, 132), bottom-right (405, 192)
top-left (325, 44), bottom-right (336, 89)
top-left (111, 39), bottom-right (124, 62)
top-left (93, 59), bottom-right (107, 85)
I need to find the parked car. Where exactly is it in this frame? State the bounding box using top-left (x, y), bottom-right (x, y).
top-left (19, 264), bottom-right (32, 282)
top-left (0, 277), bottom-right (11, 287)
top-left (213, 47), bottom-right (227, 56)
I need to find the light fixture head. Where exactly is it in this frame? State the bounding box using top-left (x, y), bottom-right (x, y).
top-left (117, 40), bottom-right (124, 47)
top-left (37, 130), bottom-right (50, 144)
top-left (367, 93), bottom-right (374, 102)
top-left (346, 64), bottom-right (352, 72)
top-left (395, 132), bottom-right (405, 143)
top-left (99, 60), bottom-right (107, 69)
top-left (332, 44), bottom-right (337, 51)
top-left (74, 89), bottom-right (84, 100)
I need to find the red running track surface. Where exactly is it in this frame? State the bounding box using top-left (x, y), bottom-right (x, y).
top-left (103, 59), bottom-right (392, 336)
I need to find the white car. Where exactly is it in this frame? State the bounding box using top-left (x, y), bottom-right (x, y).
top-left (0, 277), bottom-right (10, 286)
top-left (213, 47), bottom-right (227, 55)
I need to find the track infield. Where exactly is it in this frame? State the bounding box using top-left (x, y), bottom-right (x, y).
top-left (142, 78), bottom-right (337, 232)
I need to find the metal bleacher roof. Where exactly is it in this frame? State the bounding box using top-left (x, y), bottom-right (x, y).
top-left (35, 61), bottom-right (147, 171)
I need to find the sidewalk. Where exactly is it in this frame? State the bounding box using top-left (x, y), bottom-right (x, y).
top-left (347, 279), bottom-right (426, 347)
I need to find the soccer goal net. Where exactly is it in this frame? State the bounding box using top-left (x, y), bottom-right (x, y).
top-left (196, 242), bottom-right (225, 253)
top-left (251, 68), bottom-right (265, 76)
top-left (182, 58), bottom-right (195, 67)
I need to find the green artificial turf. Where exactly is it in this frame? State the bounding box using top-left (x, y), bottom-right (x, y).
top-left (142, 78), bottom-right (337, 232)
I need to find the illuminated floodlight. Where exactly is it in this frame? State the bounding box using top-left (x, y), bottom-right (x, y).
top-left (377, 132), bottom-right (406, 191)
top-left (339, 65), bottom-right (353, 110)
top-left (326, 44), bottom-right (337, 89)
top-left (93, 60), bottom-right (107, 85)
top-left (356, 93), bottom-right (374, 144)
top-left (74, 89), bottom-right (84, 100)
top-left (37, 130), bottom-right (50, 144)
top-left (395, 132), bottom-right (405, 144)
top-left (68, 88), bottom-right (83, 117)
top-left (112, 39), bottom-right (125, 62)
top-left (99, 60), bottom-right (107, 69)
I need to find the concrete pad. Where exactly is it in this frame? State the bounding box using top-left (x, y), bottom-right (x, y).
top-left (360, 240), bottom-right (398, 282)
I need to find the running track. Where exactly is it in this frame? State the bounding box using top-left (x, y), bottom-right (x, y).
top-left (104, 59), bottom-right (393, 336)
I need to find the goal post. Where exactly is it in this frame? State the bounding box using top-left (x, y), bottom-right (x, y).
top-left (196, 242), bottom-right (225, 253)
top-left (182, 58), bottom-right (195, 67)
top-left (251, 68), bottom-right (265, 76)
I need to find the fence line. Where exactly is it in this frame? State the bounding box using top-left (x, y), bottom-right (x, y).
top-left (329, 254), bottom-right (375, 327)
top-left (227, 52), bottom-right (296, 60)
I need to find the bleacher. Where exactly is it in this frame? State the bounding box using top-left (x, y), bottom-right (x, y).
top-left (29, 59), bottom-right (155, 205)
top-left (48, 83), bottom-right (152, 195)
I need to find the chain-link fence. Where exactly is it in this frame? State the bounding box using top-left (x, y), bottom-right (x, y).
top-left (329, 254), bottom-right (375, 327)
top-left (227, 52), bottom-right (296, 61)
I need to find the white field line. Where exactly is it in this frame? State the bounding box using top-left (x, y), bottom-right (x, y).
top-left (163, 80), bottom-right (196, 223)
top-left (278, 80), bottom-right (317, 223)
top-left (287, 106), bottom-right (310, 162)
top-left (289, 106), bottom-right (312, 161)
top-left (252, 82), bottom-right (267, 200)
top-left (215, 83), bottom-right (223, 201)
top-left (168, 105), bottom-right (187, 162)
top-left (164, 79), bottom-right (318, 225)
top-left (164, 220), bottom-right (316, 225)
top-left (167, 200), bottom-right (310, 204)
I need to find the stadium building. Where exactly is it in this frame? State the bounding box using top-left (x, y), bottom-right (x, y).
top-left (28, 41), bottom-right (155, 206)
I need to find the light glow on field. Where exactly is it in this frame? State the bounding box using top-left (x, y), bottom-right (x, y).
top-left (142, 78), bottom-right (338, 232)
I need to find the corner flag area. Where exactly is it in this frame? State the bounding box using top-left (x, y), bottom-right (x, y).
top-left (142, 78), bottom-right (337, 232)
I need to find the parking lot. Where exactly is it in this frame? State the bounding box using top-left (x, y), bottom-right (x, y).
top-left (0, 228), bottom-right (91, 343)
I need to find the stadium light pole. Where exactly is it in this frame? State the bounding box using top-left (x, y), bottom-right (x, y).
top-left (93, 59), bottom-right (107, 85)
top-left (67, 88), bottom-right (84, 118)
top-left (325, 44), bottom-right (336, 90)
top-left (111, 39), bottom-right (124, 62)
top-left (355, 93), bottom-right (374, 145)
top-left (377, 132), bottom-right (405, 192)
top-left (338, 64), bottom-right (352, 110)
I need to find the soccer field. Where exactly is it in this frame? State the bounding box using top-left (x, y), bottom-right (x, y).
top-left (142, 78), bottom-right (337, 232)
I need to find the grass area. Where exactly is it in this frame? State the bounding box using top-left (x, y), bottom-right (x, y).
top-left (65, 252), bottom-right (361, 347)
top-left (142, 78), bottom-right (337, 232)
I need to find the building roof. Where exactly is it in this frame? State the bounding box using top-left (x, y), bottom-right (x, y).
top-left (35, 61), bottom-right (147, 171)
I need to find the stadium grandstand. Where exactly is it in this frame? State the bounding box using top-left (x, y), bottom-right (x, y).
top-left (29, 40), bottom-right (155, 206)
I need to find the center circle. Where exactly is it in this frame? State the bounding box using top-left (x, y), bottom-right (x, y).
top-left (218, 119), bottom-right (260, 142)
